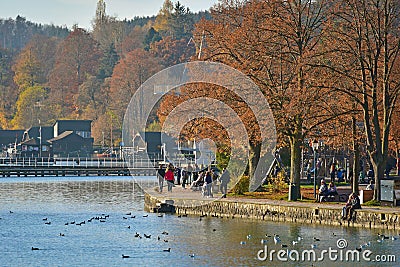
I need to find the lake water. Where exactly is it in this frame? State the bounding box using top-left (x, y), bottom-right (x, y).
top-left (0, 176), bottom-right (399, 267)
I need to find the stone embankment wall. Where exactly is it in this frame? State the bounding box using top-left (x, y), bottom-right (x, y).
top-left (144, 193), bottom-right (400, 230)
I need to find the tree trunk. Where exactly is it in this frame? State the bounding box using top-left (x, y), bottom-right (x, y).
top-left (372, 159), bottom-right (385, 201)
top-left (352, 117), bottom-right (359, 194)
top-left (397, 145), bottom-right (400, 176)
top-left (248, 142), bottom-right (261, 191)
top-left (352, 144), bottom-right (360, 195)
top-left (288, 132), bottom-right (302, 201)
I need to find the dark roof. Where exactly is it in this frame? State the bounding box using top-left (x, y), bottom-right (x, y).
top-left (24, 126), bottom-right (53, 141)
top-left (53, 120), bottom-right (92, 136)
top-left (53, 120), bottom-right (92, 125)
top-left (20, 138), bottom-right (39, 146)
top-left (47, 131), bottom-right (75, 142)
top-left (0, 130), bottom-right (24, 146)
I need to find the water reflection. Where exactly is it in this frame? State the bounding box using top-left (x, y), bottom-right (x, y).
top-left (0, 177), bottom-right (398, 267)
top-left (0, 177), bottom-right (145, 212)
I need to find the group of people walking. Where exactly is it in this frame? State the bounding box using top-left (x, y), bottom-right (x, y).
top-left (157, 164), bottom-right (230, 198)
top-left (157, 164), bottom-right (175, 193)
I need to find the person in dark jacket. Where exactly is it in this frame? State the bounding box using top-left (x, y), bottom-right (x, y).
top-left (204, 171), bottom-right (213, 197)
top-left (157, 165), bottom-right (165, 193)
top-left (343, 193), bottom-right (361, 221)
top-left (219, 169), bottom-right (230, 198)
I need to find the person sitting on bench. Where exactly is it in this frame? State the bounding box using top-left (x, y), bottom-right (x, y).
top-left (328, 182), bottom-right (338, 197)
top-left (318, 179), bottom-right (329, 202)
top-left (342, 193), bottom-right (361, 221)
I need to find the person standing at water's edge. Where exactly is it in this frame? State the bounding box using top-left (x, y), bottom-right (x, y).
top-left (219, 169), bottom-right (230, 198)
top-left (165, 166), bottom-right (175, 192)
top-left (205, 171), bottom-right (213, 197)
top-left (157, 165), bottom-right (165, 193)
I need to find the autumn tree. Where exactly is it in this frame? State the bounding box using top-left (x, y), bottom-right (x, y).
top-left (150, 36), bottom-right (195, 66)
top-left (322, 0), bottom-right (400, 200)
top-left (48, 27), bottom-right (101, 117)
top-left (157, 84), bottom-right (244, 169)
top-left (109, 48), bottom-right (162, 125)
top-left (92, 113), bottom-right (110, 146)
top-left (92, 0), bottom-right (127, 55)
top-left (121, 26), bottom-right (148, 55)
top-left (154, 0), bottom-right (194, 39)
top-left (154, 0), bottom-right (174, 35)
top-left (0, 48), bottom-right (17, 119)
top-left (12, 48), bottom-right (42, 92)
top-left (75, 76), bottom-right (106, 120)
top-left (12, 35), bottom-right (58, 92)
top-left (389, 103), bottom-right (400, 175)
top-left (11, 86), bottom-right (48, 129)
top-left (194, 0), bottom-right (331, 200)
top-left (26, 35), bottom-right (59, 81)
top-left (0, 110), bottom-right (9, 129)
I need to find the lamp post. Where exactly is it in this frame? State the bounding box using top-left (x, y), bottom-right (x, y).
top-left (38, 128), bottom-right (42, 158)
top-left (312, 140), bottom-right (319, 199)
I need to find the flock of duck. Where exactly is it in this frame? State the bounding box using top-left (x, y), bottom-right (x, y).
top-left (1, 209), bottom-right (204, 260)
top-left (0, 210), bottom-right (176, 257)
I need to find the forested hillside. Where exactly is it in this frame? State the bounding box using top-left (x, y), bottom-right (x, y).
top-left (0, 0), bottom-right (210, 146)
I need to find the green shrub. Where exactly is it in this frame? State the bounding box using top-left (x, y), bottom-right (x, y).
top-left (363, 200), bottom-right (380, 206)
top-left (270, 170), bottom-right (288, 193)
top-left (232, 176), bottom-right (250, 195)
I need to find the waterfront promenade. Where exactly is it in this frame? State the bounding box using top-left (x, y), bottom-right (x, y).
top-left (144, 184), bottom-right (400, 230)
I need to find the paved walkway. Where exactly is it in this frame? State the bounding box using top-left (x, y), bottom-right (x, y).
top-left (146, 184), bottom-right (400, 214)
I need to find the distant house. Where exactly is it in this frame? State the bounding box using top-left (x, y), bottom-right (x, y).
top-left (50, 120), bottom-right (93, 157)
top-left (0, 120), bottom-right (94, 158)
top-left (48, 131), bottom-right (93, 157)
top-left (0, 130), bottom-right (24, 157)
top-left (0, 130), bottom-right (24, 147)
top-left (0, 120), bottom-right (93, 158)
top-left (20, 126), bottom-right (53, 157)
top-left (53, 120), bottom-right (92, 138)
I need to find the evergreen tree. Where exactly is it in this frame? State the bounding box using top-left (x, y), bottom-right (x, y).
top-left (98, 42), bottom-right (119, 79)
top-left (143, 27), bottom-right (162, 51)
top-left (171, 1), bottom-right (193, 40)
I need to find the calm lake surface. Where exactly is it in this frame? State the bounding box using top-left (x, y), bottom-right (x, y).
top-left (0, 176), bottom-right (399, 267)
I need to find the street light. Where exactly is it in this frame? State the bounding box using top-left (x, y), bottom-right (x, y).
top-left (312, 139), bottom-right (319, 199)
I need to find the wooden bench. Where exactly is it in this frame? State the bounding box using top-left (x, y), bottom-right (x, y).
top-left (320, 188), bottom-right (352, 202)
top-left (360, 190), bottom-right (374, 204)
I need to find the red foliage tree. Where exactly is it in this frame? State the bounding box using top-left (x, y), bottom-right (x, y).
top-left (48, 28), bottom-right (101, 117)
top-left (109, 48), bottom-right (163, 124)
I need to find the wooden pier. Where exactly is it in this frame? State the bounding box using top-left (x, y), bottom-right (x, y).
top-left (0, 157), bottom-right (158, 177)
top-left (0, 166), bottom-right (158, 177)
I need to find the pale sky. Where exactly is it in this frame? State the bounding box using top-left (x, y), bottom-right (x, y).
top-left (0, 0), bottom-right (218, 30)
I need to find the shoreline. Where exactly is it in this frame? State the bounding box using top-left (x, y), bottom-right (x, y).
top-left (144, 186), bottom-right (400, 230)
